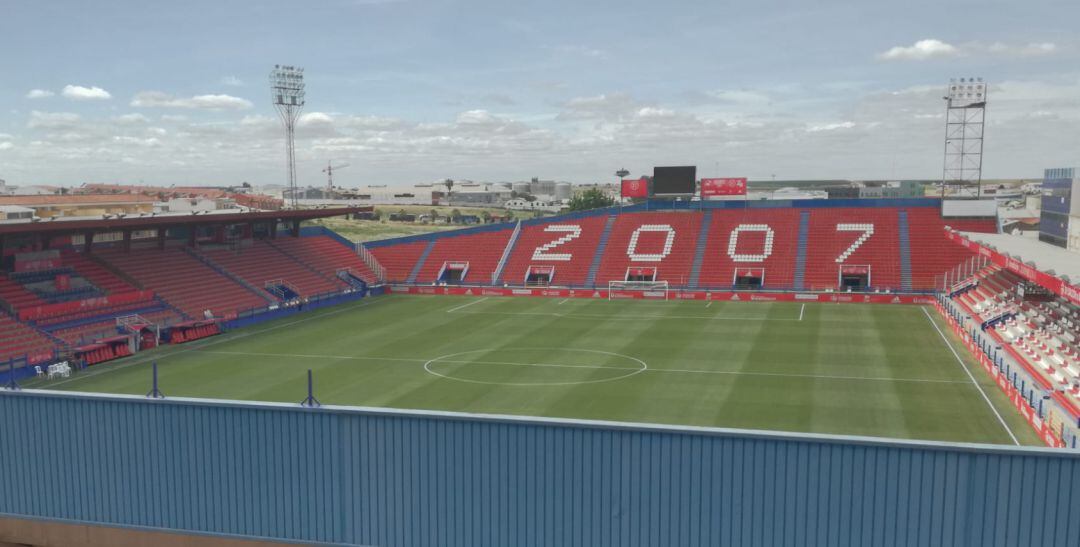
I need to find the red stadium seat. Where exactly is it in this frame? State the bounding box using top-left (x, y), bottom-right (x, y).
top-left (97, 247), bottom-right (270, 318)
top-left (698, 209), bottom-right (801, 289)
top-left (803, 208), bottom-right (901, 291)
top-left (593, 212), bottom-right (703, 286)
top-left (200, 240), bottom-right (344, 298)
top-left (499, 215), bottom-right (610, 286)
top-left (413, 229), bottom-right (513, 284)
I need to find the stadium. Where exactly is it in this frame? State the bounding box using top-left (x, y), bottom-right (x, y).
top-left (4, 4), bottom-right (1080, 543)
top-left (3, 176), bottom-right (1080, 544)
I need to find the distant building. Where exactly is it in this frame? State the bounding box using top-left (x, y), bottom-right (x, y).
top-left (824, 186), bottom-right (860, 199)
top-left (504, 199), bottom-right (563, 212)
top-left (0, 205), bottom-right (35, 221)
top-left (156, 197), bottom-right (223, 213)
top-left (0, 194), bottom-right (156, 219)
top-left (1039, 167), bottom-right (1079, 251)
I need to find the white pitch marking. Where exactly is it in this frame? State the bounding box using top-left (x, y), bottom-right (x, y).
top-left (921, 307), bottom-right (1020, 445)
top-left (557, 298), bottom-right (570, 305)
top-left (451, 310), bottom-right (797, 322)
top-left (193, 349), bottom-right (971, 385)
top-left (446, 297), bottom-right (489, 313)
top-left (706, 301), bottom-right (713, 308)
top-left (799, 303), bottom-right (805, 321)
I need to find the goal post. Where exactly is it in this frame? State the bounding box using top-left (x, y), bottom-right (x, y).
top-left (608, 280), bottom-right (670, 300)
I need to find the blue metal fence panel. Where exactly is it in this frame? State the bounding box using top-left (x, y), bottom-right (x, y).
top-left (1, 390), bottom-right (1077, 546)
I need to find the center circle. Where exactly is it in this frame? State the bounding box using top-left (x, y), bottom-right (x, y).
top-left (423, 347), bottom-right (648, 386)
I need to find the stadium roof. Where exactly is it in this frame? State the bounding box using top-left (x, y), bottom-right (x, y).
top-left (0, 206), bottom-right (370, 237)
top-left (960, 231), bottom-right (1080, 282)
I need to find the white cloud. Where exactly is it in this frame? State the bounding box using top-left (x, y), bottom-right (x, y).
top-left (240, 114), bottom-right (274, 126)
top-left (0, 133), bottom-right (12, 140)
top-left (8, 78), bottom-right (1080, 186)
top-left (298, 112), bottom-right (334, 126)
top-left (879, 39), bottom-right (960, 61)
top-left (636, 107), bottom-right (676, 118)
top-left (25, 89), bottom-right (54, 99)
top-left (880, 39), bottom-right (1059, 61)
top-left (112, 135), bottom-right (162, 147)
top-left (27, 111), bottom-right (82, 129)
top-left (0, 142), bottom-right (13, 151)
top-left (807, 121), bottom-right (856, 132)
top-left (114, 113), bottom-right (150, 124)
top-left (130, 91), bottom-right (253, 110)
top-left (558, 93), bottom-right (643, 121)
top-left (61, 85), bottom-right (112, 100)
top-left (220, 76), bottom-right (244, 87)
top-left (987, 42), bottom-right (1057, 57)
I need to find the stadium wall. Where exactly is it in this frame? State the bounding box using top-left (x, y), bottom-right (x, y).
top-left (1, 390), bottom-right (1078, 547)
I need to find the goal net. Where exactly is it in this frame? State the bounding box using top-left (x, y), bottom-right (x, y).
top-left (608, 280), bottom-right (670, 300)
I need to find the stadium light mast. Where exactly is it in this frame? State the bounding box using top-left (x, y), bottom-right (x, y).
top-left (941, 77), bottom-right (987, 199)
top-left (270, 65), bottom-right (306, 208)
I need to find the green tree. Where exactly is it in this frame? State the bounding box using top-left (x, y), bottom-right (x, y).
top-left (566, 188), bottom-right (615, 212)
top-left (450, 208), bottom-right (462, 221)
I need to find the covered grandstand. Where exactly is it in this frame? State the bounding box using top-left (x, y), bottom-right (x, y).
top-left (939, 228), bottom-right (1080, 447)
top-left (0, 207), bottom-right (381, 376)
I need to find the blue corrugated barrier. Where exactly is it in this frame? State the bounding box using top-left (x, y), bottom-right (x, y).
top-left (0, 388), bottom-right (1077, 546)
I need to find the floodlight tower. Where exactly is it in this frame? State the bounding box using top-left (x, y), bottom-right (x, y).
top-left (270, 65), bottom-right (306, 208)
top-left (941, 77), bottom-right (987, 198)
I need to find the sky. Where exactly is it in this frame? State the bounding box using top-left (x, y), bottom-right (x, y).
top-left (0, 0), bottom-right (1078, 188)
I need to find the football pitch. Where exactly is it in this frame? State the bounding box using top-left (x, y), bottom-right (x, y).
top-left (28, 294), bottom-right (1044, 446)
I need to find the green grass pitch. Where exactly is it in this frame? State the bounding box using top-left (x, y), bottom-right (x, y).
top-left (28, 294), bottom-right (1044, 446)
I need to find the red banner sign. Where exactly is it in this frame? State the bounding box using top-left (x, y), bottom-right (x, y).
top-left (621, 178), bottom-right (648, 198)
top-left (700, 177), bottom-right (747, 197)
top-left (14, 250), bottom-right (61, 273)
top-left (19, 290), bottom-right (155, 322)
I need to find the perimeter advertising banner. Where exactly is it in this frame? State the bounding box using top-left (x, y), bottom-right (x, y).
top-left (391, 285), bottom-right (936, 304)
top-left (700, 177), bottom-right (747, 197)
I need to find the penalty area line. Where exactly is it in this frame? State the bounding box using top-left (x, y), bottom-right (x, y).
top-left (921, 307), bottom-right (1020, 446)
top-left (446, 297), bottom-right (489, 313)
top-left (799, 303), bottom-right (805, 321)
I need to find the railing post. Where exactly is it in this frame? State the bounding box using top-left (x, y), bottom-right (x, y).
top-left (300, 369), bottom-right (320, 407)
top-left (146, 361), bottom-right (164, 399)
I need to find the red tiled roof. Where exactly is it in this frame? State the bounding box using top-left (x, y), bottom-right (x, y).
top-left (0, 194), bottom-right (158, 206)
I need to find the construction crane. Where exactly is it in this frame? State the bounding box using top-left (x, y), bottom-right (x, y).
top-left (322, 161), bottom-right (350, 193)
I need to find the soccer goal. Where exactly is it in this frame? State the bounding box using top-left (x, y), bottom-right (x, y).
top-left (608, 280), bottom-right (670, 300)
